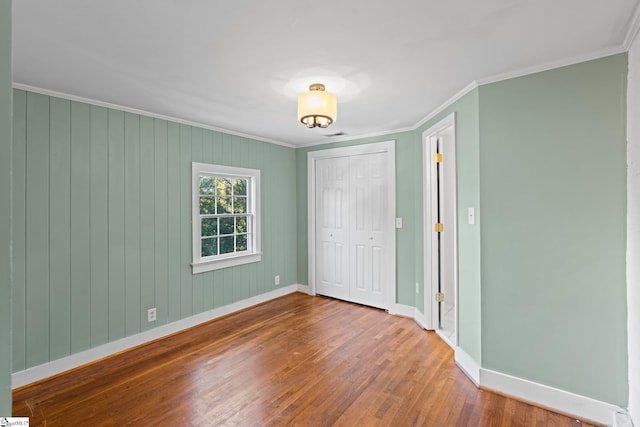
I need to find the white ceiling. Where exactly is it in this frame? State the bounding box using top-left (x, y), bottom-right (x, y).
top-left (12, 0), bottom-right (640, 147)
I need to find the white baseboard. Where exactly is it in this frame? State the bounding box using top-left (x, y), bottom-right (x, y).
top-left (296, 284), bottom-right (311, 295)
top-left (614, 411), bottom-right (635, 427)
top-left (12, 284), bottom-right (299, 389)
top-left (413, 308), bottom-right (428, 329)
top-left (365, 301), bottom-right (627, 425)
top-left (480, 368), bottom-right (625, 426)
top-left (454, 347), bottom-right (480, 386)
top-left (389, 303), bottom-right (414, 317)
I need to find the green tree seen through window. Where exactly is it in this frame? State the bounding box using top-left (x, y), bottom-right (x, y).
top-left (199, 175), bottom-right (249, 257)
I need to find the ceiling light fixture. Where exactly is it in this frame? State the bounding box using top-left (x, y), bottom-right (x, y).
top-left (297, 83), bottom-right (337, 128)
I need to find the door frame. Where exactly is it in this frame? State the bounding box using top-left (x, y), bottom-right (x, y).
top-left (307, 140), bottom-right (397, 310)
top-left (422, 113), bottom-right (459, 337)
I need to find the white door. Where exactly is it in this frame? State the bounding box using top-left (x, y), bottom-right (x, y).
top-left (349, 153), bottom-right (388, 309)
top-left (313, 146), bottom-right (393, 310)
top-left (315, 157), bottom-right (350, 301)
top-left (423, 114), bottom-right (458, 345)
top-left (431, 136), bottom-right (456, 330)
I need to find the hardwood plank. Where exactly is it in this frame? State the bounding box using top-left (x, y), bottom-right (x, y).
top-left (13, 294), bottom-right (604, 427)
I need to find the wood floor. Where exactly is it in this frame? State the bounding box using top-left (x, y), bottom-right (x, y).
top-left (13, 293), bottom-right (600, 426)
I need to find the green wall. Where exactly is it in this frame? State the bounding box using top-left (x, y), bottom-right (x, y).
top-left (295, 131), bottom-right (420, 307)
top-left (478, 54), bottom-right (628, 405)
top-left (0, 0), bottom-right (12, 415)
top-left (11, 90), bottom-right (297, 371)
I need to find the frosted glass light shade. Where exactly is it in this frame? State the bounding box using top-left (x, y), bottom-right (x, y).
top-left (297, 83), bottom-right (337, 128)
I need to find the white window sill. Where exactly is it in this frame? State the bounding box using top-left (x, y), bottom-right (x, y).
top-left (192, 252), bottom-right (262, 274)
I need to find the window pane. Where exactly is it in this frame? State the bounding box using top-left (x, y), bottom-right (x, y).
top-left (193, 164), bottom-right (261, 272)
top-left (199, 196), bottom-right (215, 215)
top-left (217, 196), bottom-right (233, 214)
top-left (199, 176), bottom-right (215, 195)
top-left (220, 217), bottom-right (234, 235)
top-left (236, 234), bottom-right (247, 251)
top-left (233, 179), bottom-right (247, 196)
top-left (233, 197), bottom-right (247, 213)
top-left (236, 216), bottom-right (247, 233)
top-left (217, 178), bottom-right (232, 196)
top-left (219, 236), bottom-right (235, 254)
top-left (201, 237), bottom-right (218, 257)
top-left (201, 218), bottom-right (218, 237)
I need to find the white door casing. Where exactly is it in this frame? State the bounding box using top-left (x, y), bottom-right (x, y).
top-left (423, 113), bottom-right (458, 343)
top-left (308, 141), bottom-right (396, 311)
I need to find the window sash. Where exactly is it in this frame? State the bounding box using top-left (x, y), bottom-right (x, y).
top-left (192, 162), bottom-right (261, 274)
top-left (198, 213), bottom-right (253, 259)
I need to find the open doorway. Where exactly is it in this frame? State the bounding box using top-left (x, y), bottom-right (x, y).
top-left (423, 113), bottom-right (458, 347)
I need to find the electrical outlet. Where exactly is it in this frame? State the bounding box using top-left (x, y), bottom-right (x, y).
top-left (275, 275), bottom-right (280, 286)
top-left (416, 282), bottom-right (419, 294)
top-left (147, 308), bottom-right (157, 323)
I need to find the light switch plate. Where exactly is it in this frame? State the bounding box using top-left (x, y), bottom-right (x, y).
top-left (396, 217), bottom-right (403, 228)
top-left (468, 208), bottom-right (475, 225)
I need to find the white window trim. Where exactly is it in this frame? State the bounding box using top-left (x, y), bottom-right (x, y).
top-left (192, 162), bottom-right (261, 274)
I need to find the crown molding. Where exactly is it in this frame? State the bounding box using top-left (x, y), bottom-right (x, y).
top-left (301, 81), bottom-right (480, 148)
top-left (413, 81), bottom-right (479, 131)
top-left (624, 0), bottom-right (640, 50)
top-left (11, 83), bottom-right (296, 149)
top-left (304, 46), bottom-right (628, 149)
top-left (14, 43), bottom-right (630, 151)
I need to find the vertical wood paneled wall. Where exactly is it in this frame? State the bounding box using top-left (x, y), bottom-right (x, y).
top-left (12, 89), bottom-right (297, 371)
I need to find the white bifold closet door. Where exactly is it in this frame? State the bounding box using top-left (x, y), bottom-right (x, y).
top-left (315, 152), bottom-right (390, 310)
top-left (316, 156), bottom-right (350, 302)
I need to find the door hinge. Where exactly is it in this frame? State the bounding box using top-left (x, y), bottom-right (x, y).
top-left (434, 223), bottom-right (444, 233)
top-left (436, 292), bottom-right (445, 303)
top-left (433, 153), bottom-right (443, 163)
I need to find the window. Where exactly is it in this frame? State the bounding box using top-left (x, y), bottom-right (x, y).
top-left (192, 162), bottom-right (261, 273)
